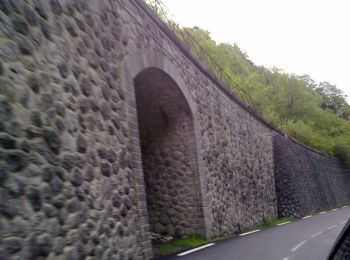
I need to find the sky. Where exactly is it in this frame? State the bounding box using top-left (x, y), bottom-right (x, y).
top-left (161, 0), bottom-right (350, 101)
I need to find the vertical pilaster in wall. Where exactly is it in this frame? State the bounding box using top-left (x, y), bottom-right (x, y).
top-left (121, 49), bottom-right (210, 256)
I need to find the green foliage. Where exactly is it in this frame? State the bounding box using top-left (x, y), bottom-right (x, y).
top-left (180, 26), bottom-right (350, 162)
top-left (154, 235), bottom-right (206, 256)
top-left (315, 82), bottom-right (350, 119)
top-left (334, 139), bottom-right (350, 166)
top-left (244, 217), bottom-right (295, 233)
top-left (261, 217), bottom-right (295, 229)
top-left (154, 217), bottom-right (293, 256)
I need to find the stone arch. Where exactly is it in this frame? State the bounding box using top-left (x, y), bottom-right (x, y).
top-left (121, 49), bottom-right (210, 241)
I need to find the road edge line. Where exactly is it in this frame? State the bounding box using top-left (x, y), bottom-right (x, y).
top-left (277, 221), bottom-right (291, 226)
top-left (239, 229), bottom-right (260, 236)
top-left (177, 243), bottom-right (215, 256)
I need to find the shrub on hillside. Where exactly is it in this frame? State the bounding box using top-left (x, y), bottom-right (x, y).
top-left (333, 141), bottom-right (350, 167)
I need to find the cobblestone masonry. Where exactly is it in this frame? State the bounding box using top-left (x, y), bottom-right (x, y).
top-left (0, 0), bottom-right (348, 259)
top-left (134, 68), bottom-right (205, 237)
top-left (274, 135), bottom-right (350, 218)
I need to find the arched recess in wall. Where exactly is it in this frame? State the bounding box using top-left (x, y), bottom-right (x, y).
top-left (121, 49), bottom-right (210, 239)
top-left (134, 67), bottom-right (201, 237)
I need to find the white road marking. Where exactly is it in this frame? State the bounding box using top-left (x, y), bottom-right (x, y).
top-left (239, 230), bottom-right (260, 236)
top-left (277, 221), bottom-right (291, 226)
top-left (291, 240), bottom-right (307, 252)
top-left (303, 215), bottom-right (312, 219)
top-left (319, 211), bottom-right (327, 214)
top-left (311, 231), bottom-right (324, 238)
top-left (283, 257), bottom-right (289, 260)
top-left (341, 221), bottom-right (347, 225)
top-left (327, 225), bottom-right (338, 230)
top-left (177, 243), bottom-right (215, 256)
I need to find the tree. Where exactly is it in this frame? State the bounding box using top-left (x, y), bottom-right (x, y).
top-left (315, 82), bottom-right (350, 119)
top-left (179, 26), bottom-right (350, 161)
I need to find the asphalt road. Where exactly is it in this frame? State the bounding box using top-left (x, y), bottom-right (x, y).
top-left (159, 206), bottom-right (350, 260)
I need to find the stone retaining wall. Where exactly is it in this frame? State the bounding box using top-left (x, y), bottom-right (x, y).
top-left (134, 68), bottom-right (205, 238)
top-left (274, 134), bottom-right (350, 218)
top-left (0, 0), bottom-right (348, 259)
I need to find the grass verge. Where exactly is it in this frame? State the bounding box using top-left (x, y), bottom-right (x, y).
top-left (260, 216), bottom-right (295, 229)
top-left (154, 217), bottom-right (295, 257)
top-left (153, 235), bottom-right (207, 257)
top-left (242, 216), bottom-right (295, 233)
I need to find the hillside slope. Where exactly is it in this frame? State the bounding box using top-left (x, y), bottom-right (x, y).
top-left (181, 27), bottom-right (350, 165)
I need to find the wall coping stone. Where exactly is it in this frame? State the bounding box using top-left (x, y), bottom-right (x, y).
top-left (132, 0), bottom-right (332, 159)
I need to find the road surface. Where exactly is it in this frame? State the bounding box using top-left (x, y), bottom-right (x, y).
top-left (159, 206), bottom-right (350, 260)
